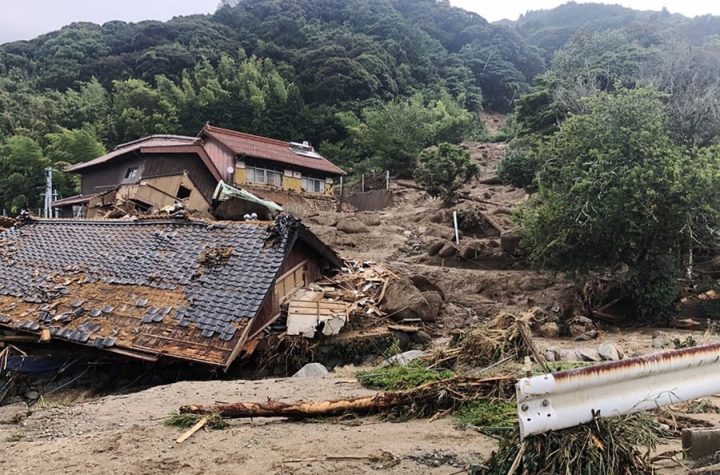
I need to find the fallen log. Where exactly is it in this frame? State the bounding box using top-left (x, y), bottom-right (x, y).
top-left (477, 175), bottom-right (503, 185)
top-left (180, 376), bottom-right (513, 419)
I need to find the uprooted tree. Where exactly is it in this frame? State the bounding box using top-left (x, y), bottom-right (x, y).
top-left (414, 142), bottom-right (479, 203)
top-left (516, 87), bottom-right (720, 321)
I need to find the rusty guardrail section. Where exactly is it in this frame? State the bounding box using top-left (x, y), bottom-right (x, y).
top-left (516, 343), bottom-right (720, 439)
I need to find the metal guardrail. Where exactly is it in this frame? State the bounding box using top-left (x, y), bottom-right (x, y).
top-left (516, 343), bottom-right (720, 439)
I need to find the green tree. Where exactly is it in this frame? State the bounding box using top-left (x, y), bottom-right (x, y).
top-left (110, 78), bottom-right (179, 143)
top-left (0, 136), bottom-right (49, 214)
top-left (518, 88), bottom-right (720, 319)
top-left (45, 128), bottom-right (106, 165)
top-left (414, 143), bottom-right (478, 202)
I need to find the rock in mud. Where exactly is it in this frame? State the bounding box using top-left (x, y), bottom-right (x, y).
top-left (292, 363), bottom-right (329, 378)
top-left (437, 243), bottom-right (457, 258)
top-left (382, 350), bottom-right (426, 366)
top-left (580, 350), bottom-right (602, 362)
top-left (558, 349), bottom-right (583, 361)
top-left (428, 241), bottom-right (445, 256)
top-left (383, 280), bottom-right (440, 322)
top-left (652, 331), bottom-right (671, 349)
top-left (412, 330), bottom-right (432, 345)
top-left (539, 322), bottom-right (561, 338)
top-left (544, 350), bottom-right (559, 362)
top-left (358, 214), bottom-right (381, 226)
top-left (421, 291), bottom-right (444, 321)
top-left (410, 274), bottom-right (446, 300)
top-left (500, 230), bottom-right (522, 255)
top-left (598, 342), bottom-right (622, 361)
top-left (24, 390), bottom-right (40, 400)
top-left (419, 223), bottom-right (457, 241)
top-left (336, 218), bottom-right (369, 234)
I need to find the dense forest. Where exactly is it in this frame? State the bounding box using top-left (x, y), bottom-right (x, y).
top-left (0, 0), bottom-right (550, 212)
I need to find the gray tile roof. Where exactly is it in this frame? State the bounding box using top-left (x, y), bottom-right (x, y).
top-left (0, 216), bottom-right (334, 366)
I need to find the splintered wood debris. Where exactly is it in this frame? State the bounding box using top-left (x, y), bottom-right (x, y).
top-left (285, 261), bottom-right (394, 338)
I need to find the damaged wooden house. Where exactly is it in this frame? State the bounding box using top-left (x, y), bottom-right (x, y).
top-left (53, 135), bottom-right (222, 218)
top-left (199, 124), bottom-right (346, 209)
top-left (0, 215), bottom-right (343, 367)
top-left (52, 125), bottom-right (347, 219)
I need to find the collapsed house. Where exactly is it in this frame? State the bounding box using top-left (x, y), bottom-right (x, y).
top-left (0, 216), bottom-right (342, 368)
top-left (54, 135), bottom-right (222, 218)
top-left (52, 126), bottom-right (348, 219)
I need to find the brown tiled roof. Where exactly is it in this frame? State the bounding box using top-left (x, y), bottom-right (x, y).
top-left (0, 216), bottom-right (340, 367)
top-left (65, 136), bottom-right (223, 182)
top-left (201, 125), bottom-right (346, 176)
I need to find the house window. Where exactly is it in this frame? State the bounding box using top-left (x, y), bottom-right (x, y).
top-left (246, 166), bottom-right (283, 187)
top-left (302, 176), bottom-right (326, 193)
top-left (124, 167), bottom-right (139, 180)
top-left (176, 185), bottom-right (192, 200)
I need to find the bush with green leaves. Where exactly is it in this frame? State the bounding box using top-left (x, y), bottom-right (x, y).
top-left (517, 87), bottom-right (720, 320)
top-left (497, 137), bottom-right (543, 189)
top-left (414, 143), bottom-right (479, 203)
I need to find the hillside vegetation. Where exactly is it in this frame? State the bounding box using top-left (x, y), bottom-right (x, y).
top-left (499, 4), bottom-right (720, 321)
top-left (0, 0), bottom-right (547, 211)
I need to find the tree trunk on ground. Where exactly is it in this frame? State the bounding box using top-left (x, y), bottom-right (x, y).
top-left (179, 377), bottom-right (512, 419)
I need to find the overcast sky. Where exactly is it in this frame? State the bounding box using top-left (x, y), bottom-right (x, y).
top-left (1, 1), bottom-right (720, 44)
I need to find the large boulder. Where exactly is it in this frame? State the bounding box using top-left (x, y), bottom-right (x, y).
top-left (382, 350), bottom-right (426, 366)
top-left (336, 218), bottom-right (369, 234)
top-left (383, 280), bottom-right (440, 322)
top-left (419, 223), bottom-right (458, 241)
top-left (500, 230), bottom-right (522, 255)
top-left (410, 275), bottom-right (446, 300)
top-left (437, 243), bottom-right (457, 258)
top-left (357, 214), bottom-right (381, 226)
top-left (427, 241), bottom-right (445, 256)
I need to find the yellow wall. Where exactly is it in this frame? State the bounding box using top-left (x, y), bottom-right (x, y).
top-left (284, 176), bottom-right (302, 192)
top-left (234, 168), bottom-right (247, 186)
top-left (234, 164), bottom-right (336, 196)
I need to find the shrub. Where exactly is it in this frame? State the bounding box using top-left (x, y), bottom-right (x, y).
top-left (414, 143), bottom-right (478, 203)
top-left (357, 361), bottom-right (455, 391)
top-left (497, 146), bottom-right (541, 189)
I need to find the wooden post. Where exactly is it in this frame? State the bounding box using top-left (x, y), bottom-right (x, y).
top-left (386, 171), bottom-right (390, 190)
top-left (361, 174), bottom-right (365, 193)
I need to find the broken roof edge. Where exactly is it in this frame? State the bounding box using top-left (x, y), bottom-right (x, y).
top-left (50, 193), bottom-right (98, 207)
top-left (141, 143), bottom-right (223, 183)
top-left (115, 134), bottom-right (198, 150)
top-left (65, 135), bottom-right (204, 174)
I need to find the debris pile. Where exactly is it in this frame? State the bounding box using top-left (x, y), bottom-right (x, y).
top-left (483, 413), bottom-right (661, 475)
top-left (284, 261), bottom-right (393, 339)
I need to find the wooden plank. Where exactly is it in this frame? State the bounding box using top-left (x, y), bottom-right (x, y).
top-left (289, 301), bottom-right (346, 309)
top-left (176, 417), bottom-right (208, 444)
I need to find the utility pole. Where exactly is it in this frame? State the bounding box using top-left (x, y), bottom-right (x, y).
top-left (43, 167), bottom-right (53, 218)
